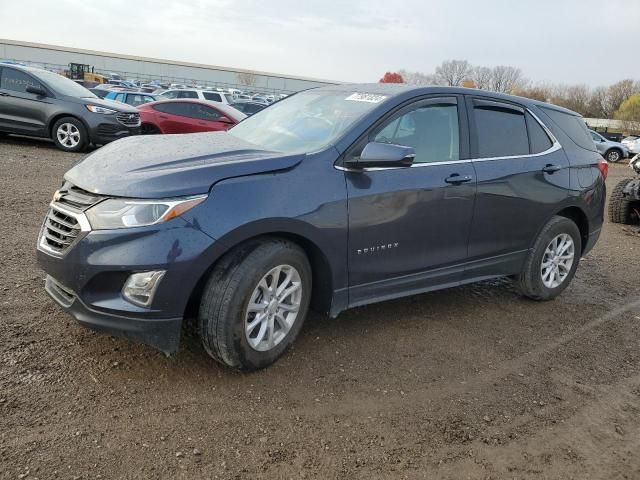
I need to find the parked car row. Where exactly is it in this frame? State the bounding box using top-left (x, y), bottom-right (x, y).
top-left (0, 64), bottom-right (272, 151)
top-left (0, 63), bottom-right (140, 152)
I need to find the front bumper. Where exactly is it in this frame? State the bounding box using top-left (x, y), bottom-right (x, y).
top-left (45, 275), bottom-right (182, 353)
top-left (37, 215), bottom-right (221, 354)
top-left (85, 114), bottom-right (140, 145)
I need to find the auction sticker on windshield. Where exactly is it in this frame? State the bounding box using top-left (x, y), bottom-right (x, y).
top-left (345, 93), bottom-right (387, 103)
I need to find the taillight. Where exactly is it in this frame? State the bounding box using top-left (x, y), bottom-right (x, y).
top-left (597, 158), bottom-right (609, 180)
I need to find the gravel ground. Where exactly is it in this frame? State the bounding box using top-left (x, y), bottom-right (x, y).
top-left (1, 135), bottom-right (639, 480)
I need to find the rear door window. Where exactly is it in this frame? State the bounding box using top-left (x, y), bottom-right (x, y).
top-left (153, 102), bottom-right (191, 117)
top-left (540, 106), bottom-right (596, 151)
top-left (203, 91), bottom-right (222, 102)
top-left (472, 100), bottom-right (529, 158)
top-left (177, 90), bottom-right (198, 99)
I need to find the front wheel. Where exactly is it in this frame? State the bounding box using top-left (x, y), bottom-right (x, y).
top-left (198, 238), bottom-right (312, 371)
top-left (606, 149), bottom-right (622, 163)
top-left (51, 117), bottom-right (88, 152)
top-left (516, 216), bottom-right (581, 301)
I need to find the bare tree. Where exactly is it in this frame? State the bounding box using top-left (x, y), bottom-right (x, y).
top-left (471, 66), bottom-right (492, 90)
top-left (587, 87), bottom-right (612, 118)
top-left (512, 83), bottom-right (552, 102)
top-left (435, 60), bottom-right (472, 86)
top-left (488, 66), bottom-right (526, 94)
top-left (236, 71), bottom-right (258, 88)
top-left (397, 69), bottom-right (440, 86)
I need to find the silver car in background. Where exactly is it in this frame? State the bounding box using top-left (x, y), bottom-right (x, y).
top-left (589, 130), bottom-right (629, 162)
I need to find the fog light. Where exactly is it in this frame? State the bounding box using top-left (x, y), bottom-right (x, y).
top-left (122, 271), bottom-right (166, 307)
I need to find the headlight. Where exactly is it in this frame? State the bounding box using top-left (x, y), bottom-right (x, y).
top-left (86, 196), bottom-right (206, 230)
top-left (85, 104), bottom-right (117, 114)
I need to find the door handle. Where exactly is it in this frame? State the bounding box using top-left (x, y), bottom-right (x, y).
top-left (445, 174), bottom-right (473, 184)
top-left (542, 164), bottom-right (562, 173)
top-left (158, 115), bottom-right (168, 119)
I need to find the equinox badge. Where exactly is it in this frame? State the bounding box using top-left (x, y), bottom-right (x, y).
top-left (357, 243), bottom-right (399, 255)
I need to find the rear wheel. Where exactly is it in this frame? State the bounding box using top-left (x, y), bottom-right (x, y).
top-left (517, 216), bottom-right (581, 301)
top-left (51, 117), bottom-right (88, 152)
top-left (608, 178), bottom-right (638, 224)
top-left (198, 238), bottom-right (312, 371)
top-left (605, 149), bottom-right (622, 163)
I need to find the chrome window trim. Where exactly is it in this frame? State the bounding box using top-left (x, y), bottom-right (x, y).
top-left (335, 107), bottom-right (561, 172)
top-left (37, 202), bottom-right (92, 258)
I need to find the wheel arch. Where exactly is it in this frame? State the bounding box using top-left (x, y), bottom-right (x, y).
top-left (604, 147), bottom-right (622, 160)
top-left (554, 205), bottom-right (589, 254)
top-left (47, 113), bottom-right (91, 140)
top-left (183, 230), bottom-right (338, 326)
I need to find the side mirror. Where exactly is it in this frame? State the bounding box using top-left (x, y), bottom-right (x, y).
top-left (26, 85), bottom-right (47, 96)
top-left (218, 116), bottom-right (234, 124)
top-left (346, 142), bottom-right (415, 169)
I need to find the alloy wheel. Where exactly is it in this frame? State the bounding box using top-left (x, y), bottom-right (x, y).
top-left (245, 264), bottom-right (302, 352)
top-left (56, 123), bottom-right (81, 149)
top-left (607, 150), bottom-right (620, 162)
top-left (540, 233), bottom-right (575, 289)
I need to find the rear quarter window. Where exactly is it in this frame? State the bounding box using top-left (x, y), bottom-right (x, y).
top-left (540, 107), bottom-right (595, 151)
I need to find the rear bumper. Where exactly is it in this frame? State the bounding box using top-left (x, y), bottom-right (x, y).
top-left (582, 227), bottom-right (601, 257)
top-left (45, 275), bottom-right (182, 353)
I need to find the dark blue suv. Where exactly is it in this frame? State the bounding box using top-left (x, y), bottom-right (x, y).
top-left (37, 84), bottom-right (607, 370)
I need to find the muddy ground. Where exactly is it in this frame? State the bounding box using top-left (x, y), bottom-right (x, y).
top-left (1, 135), bottom-right (639, 480)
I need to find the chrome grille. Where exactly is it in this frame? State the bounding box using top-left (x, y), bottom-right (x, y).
top-left (40, 206), bottom-right (81, 255)
top-left (39, 183), bottom-right (96, 256)
top-left (116, 112), bottom-right (141, 127)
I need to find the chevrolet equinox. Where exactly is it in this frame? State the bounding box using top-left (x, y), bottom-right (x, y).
top-left (37, 84), bottom-right (607, 370)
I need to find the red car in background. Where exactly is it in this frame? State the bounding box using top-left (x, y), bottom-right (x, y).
top-left (138, 99), bottom-right (246, 134)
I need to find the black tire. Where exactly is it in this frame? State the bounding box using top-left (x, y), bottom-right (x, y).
top-left (608, 178), bottom-right (636, 224)
top-left (198, 238), bottom-right (312, 371)
top-left (605, 149), bottom-right (623, 163)
top-left (51, 117), bottom-right (88, 152)
top-left (141, 123), bottom-right (161, 135)
top-left (516, 216), bottom-right (582, 301)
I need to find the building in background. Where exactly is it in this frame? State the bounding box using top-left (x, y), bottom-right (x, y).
top-left (0, 38), bottom-right (339, 94)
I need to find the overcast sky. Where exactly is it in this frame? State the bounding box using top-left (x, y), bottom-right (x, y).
top-left (1, 0), bottom-right (638, 86)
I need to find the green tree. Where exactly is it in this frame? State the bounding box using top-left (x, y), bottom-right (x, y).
top-left (614, 94), bottom-right (640, 132)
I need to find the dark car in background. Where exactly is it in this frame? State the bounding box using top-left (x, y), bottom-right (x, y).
top-left (104, 90), bottom-right (157, 106)
top-left (138, 99), bottom-right (245, 134)
top-left (0, 64), bottom-right (140, 151)
top-left (89, 88), bottom-right (111, 99)
top-left (37, 84), bottom-right (606, 370)
top-left (229, 100), bottom-right (268, 116)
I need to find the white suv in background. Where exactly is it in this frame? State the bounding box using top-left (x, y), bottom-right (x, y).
top-left (157, 89), bottom-right (235, 104)
top-left (622, 136), bottom-right (640, 155)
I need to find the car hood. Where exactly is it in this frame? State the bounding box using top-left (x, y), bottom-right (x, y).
top-left (64, 132), bottom-right (303, 198)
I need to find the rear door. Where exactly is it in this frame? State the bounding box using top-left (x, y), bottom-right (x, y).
top-left (345, 96), bottom-right (476, 305)
top-left (464, 96), bottom-right (569, 278)
top-left (0, 67), bottom-right (50, 136)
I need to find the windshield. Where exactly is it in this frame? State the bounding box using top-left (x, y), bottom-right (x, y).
top-left (228, 89), bottom-right (387, 153)
top-left (35, 69), bottom-right (97, 98)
